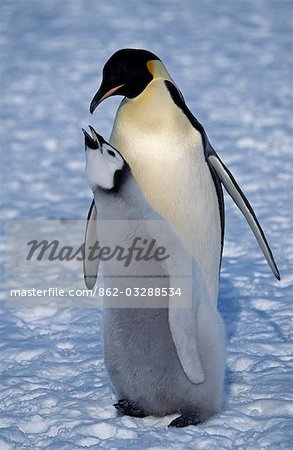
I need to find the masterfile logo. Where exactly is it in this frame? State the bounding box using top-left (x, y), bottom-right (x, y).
top-left (5, 220), bottom-right (192, 308)
top-left (26, 236), bottom-right (170, 267)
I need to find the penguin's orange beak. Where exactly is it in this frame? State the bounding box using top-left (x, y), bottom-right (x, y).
top-left (90, 83), bottom-right (124, 114)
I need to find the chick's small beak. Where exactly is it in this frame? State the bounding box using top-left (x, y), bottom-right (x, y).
top-left (90, 83), bottom-right (125, 114)
top-left (82, 127), bottom-right (101, 151)
top-left (82, 128), bottom-right (93, 150)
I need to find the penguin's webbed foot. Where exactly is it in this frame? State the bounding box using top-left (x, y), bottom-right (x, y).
top-left (114, 399), bottom-right (146, 418)
top-left (168, 412), bottom-right (202, 428)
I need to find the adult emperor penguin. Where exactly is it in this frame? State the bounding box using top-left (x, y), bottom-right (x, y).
top-left (83, 126), bottom-right (225, 427)
top-left (88, 48), bottom-right (280, 304)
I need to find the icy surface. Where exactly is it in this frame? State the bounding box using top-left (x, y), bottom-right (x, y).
top-left (1, 0), bottom-right (292, 448)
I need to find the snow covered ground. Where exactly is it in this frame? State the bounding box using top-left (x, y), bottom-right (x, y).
top-left (1, 0), bottom-right (292, 448)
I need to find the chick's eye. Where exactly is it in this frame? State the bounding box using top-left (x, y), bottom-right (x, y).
top-left (108, 150), bottom-right (115, 157)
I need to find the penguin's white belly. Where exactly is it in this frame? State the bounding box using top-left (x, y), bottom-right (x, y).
top-left (111, 124), bottom-right (221, 304)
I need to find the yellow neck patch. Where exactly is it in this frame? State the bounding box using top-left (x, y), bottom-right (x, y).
top-left (147, 60), bottom-right (174, 82)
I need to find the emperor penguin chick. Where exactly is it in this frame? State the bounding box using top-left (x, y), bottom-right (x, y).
top-left (89, 48), bottom-right (280, 305)
top-left (83, 126), bottom-right (225, 428)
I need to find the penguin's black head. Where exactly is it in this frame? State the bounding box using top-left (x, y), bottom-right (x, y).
top-left (90, 48), bottom-right (160, 114)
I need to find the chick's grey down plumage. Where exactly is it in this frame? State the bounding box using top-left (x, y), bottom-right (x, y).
top-left (84, 128), bottom-right (225, 426)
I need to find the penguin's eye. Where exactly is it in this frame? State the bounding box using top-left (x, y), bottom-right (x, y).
top-left (104, 147), bottom-right (124, 166)
top-left (115, 64), bottom-right (132, 81)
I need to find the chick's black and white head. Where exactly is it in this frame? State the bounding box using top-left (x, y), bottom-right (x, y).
top-left (90, 48), bottom-right (162, 113)
top-left (83, 126), bottom-right (128, 193)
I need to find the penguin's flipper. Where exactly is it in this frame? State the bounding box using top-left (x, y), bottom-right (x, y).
top-left (83, 199), bottom-right (99, 289)
top-left (168, 276), bottom-right (205, 384)
top-left (208, 154), bottom-right (280, 280)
